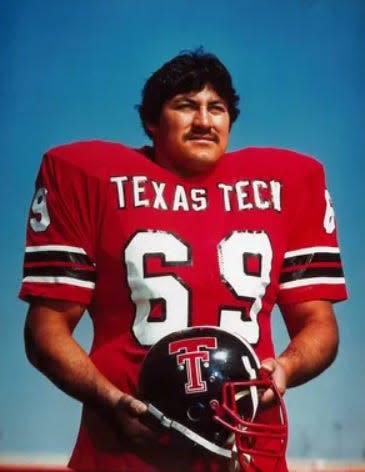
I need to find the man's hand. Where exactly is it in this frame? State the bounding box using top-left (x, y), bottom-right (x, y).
top-left (259, 357), bottom-right (287, 405)
top-left (113, 393), bottom-right (157, 444)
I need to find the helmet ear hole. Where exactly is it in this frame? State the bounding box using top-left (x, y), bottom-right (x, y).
top-left (187, 402), bottom-right (206, 422)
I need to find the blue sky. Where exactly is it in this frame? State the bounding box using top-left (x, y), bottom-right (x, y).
top-left (1, 0), bottom-right (364, 463)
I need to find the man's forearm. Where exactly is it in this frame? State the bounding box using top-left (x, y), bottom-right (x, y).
top-left (278, 300), bottom-right (339, 388)
top-left (24, 301), bottom-right (123, 413)
top-left (26, 329), bottom-right (122, 411)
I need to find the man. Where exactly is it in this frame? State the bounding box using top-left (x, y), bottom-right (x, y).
top-left (20, 50), bottom-right (347, 471)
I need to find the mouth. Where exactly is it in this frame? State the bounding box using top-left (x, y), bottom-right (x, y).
top-left (185, 134), bottom-right (219, 144)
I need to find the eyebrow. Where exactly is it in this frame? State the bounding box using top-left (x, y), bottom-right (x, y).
top-left (171, 95), bottom-right (227, 106)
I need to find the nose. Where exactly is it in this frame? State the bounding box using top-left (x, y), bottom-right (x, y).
top-left (193, 106), bottom-right (211, 128)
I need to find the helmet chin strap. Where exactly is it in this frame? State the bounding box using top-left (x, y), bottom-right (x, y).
top-left (147, 402), bottom-right (280, 471)
top-left (146, 403), bottom-right (232, 458)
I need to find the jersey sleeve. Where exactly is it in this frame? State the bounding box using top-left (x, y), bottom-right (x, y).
top-left (19, 148), bottom-right (99, 305)
top-left (277, 159), bottom-right (348, 306)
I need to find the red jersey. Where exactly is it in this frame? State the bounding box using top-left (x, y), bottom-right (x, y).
top-left (20, 141), bottom-right (347, 471)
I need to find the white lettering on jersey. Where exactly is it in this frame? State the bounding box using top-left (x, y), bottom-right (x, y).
top-left (110, 176), bottom-right (208, 212)
top-left (173, 185), bottom-right (189, 211)
top-left (133, 176), bottom-right (149, 207)
top-left (218, 183), bottom-right (233, 210)
top-left (218, 180), bottom-right (281, 212)
top-left (110, 176), bottom-right (281, 213)
top-left (110, 176), bottom-right (128, 207)
top-left (236, 181), bottom-right (253, 210)
top-left (151, 181), bottom-right (168, 210)
top-left (270, 180), bottom-right (282, 211)
top-left (191, 189), bottom-right (208, 211)
top-left (252, 181), bottom-right (268, 210)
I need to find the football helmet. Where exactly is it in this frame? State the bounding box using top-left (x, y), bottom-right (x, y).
top-left (138, 326), bottom-right (287, 470)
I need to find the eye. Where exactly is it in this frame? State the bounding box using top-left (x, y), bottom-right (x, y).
top-left (175, 101), bottom-right (196, 111)
top-left (209, 102), bottom-right (227, 113)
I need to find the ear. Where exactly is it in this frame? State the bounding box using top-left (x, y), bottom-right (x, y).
top-left (146, 122), bottom-right (157, 139)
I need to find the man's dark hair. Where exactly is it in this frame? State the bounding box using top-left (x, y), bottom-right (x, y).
top-left (138, 48), bottom-right (240, 138)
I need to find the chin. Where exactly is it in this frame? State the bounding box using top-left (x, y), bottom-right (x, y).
top-left (183, 153), bottom-right (222, 174)
top-left (197, 151), bottom-right (222, 165)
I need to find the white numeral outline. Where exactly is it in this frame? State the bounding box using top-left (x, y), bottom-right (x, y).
top-left (324, 189), bottom-right (335, 234)
top-left (125, 230), bottom-right (272, 346)
top-left (30, 187), bottom-right (50, 232)
top-left (125, 231), bottom-right (191, 346)
top-left (218, 231), bottom-right (272, 343)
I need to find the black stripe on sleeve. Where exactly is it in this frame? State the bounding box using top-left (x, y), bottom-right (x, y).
top-left (25, 250), bottom-right (94, 266)
top-left (282, 252), bottom-right (341, 268)
top-left (280, 266), bottom-right (344, 284)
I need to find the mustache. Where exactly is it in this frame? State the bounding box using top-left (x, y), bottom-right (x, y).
top-left (183, 131), bottom-right (219, 143)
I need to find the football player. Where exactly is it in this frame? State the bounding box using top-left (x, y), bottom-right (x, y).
top-left (20, 49), bottom-right (347, 471)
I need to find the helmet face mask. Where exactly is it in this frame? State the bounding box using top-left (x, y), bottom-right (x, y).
top-left (214, 378), bottom-right (288, 468)
top-left (138, 326), bottom-right (287, 468)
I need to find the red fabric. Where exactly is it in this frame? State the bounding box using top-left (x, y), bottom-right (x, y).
top-left (19, 141), bottom-right (347, 471)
